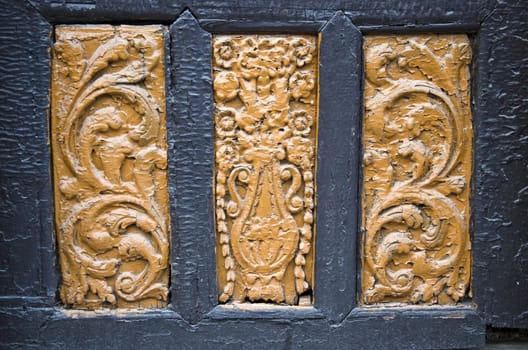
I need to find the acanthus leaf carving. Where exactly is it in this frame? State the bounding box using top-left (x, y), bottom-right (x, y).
top-left (214, 35), bottom-right (317, 305)
top-left (52, 26), bottom-right (169, 309)
top-left (362, 35), bottom-right (473, 305)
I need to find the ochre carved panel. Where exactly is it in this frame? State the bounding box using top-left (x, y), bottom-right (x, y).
top-left (213, 35), bottom-right (317, 305)
top-left (361, 35), bottom-right (473, 304)
top-left (51, 26), bottom-right (169, 309)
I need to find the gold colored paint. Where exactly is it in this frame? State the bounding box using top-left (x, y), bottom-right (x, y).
top-left (213, 35), bottom-right (318, 305)
top-left (51, 25), bottom-right (169, 309)
top-left (361, 35), bottom-right (473, 304)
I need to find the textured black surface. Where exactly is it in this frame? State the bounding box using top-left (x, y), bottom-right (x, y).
top-left (0, 307), bottom-right (483, 349)
top-left (0, 0), bottom-right (57, 300)
top-left (168, 11), bottom-right (216, 324)
top-left (0, 0), bottom-right (526, 348)
top-left (29, 0), bottom-right (494, 29)
top-left (315, 11), bottom-right (361, 323)
top-left (472, 0), bottom-right (528, 329)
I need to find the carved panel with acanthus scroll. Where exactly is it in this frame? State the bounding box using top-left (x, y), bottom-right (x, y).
top-left (362, 35), bottom-right (473, 304)
top-left (51, 26), bottom-right (169, 309)
top-left (213, 35), bottom-right (317, 305)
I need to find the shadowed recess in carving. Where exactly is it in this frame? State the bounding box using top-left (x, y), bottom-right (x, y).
top-left (213, 35), bottom-right (318, 305)
top-left (51, 25), bottom-right (169, 309)
top-left (361, 34), bottom-right (473, 305)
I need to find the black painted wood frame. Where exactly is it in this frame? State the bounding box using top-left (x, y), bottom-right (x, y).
top-left (1, 0), bottom-right (526, 348)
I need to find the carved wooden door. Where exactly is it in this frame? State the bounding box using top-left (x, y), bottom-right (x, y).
top-left (1, 1), bottom-right (527, 349)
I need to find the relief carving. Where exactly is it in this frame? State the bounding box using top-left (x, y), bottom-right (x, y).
top-left (362, 35), bottom-right (473, 304)
top-left (213, 35), bottom-right (317, 305)
top-left (51, 26), bottom-right (169, 309)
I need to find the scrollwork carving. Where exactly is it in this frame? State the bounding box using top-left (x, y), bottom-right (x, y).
top-left (214, 35), bottom-right (317, 305)
top-left (362, 35), bottom-right (473, 304)
top-left (51, 26), bottom-right (169, 309)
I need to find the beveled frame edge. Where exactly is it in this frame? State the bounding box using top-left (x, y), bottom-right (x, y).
top-left (169, 9), bottom-right (360, 325)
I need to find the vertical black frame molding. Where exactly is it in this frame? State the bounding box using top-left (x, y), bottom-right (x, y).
top-left (0, 0), bottom-right (56, 305)
top-left (168, 10), bottom-right (216, 323)
top-left (1, 0), bottom-right (526, 348)
top-left (316, 12), bottom-right (361, 322)
top-left (472, 3), bottom-right (528, 329)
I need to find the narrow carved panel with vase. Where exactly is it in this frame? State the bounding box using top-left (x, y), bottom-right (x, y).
top-left (51, 26), bottom-right (169, 309)
top-left (213, 35), bottom-right (318, 305)
top-left (362, 35), bottom-right (473, 305)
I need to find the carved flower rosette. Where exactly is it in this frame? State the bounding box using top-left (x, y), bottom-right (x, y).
top-left (362, 35), bottom-right (473, 305)
top-left (51, 26), bottom-right (169, 309)
top-left (213, 35), bottom-right (317, 305)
